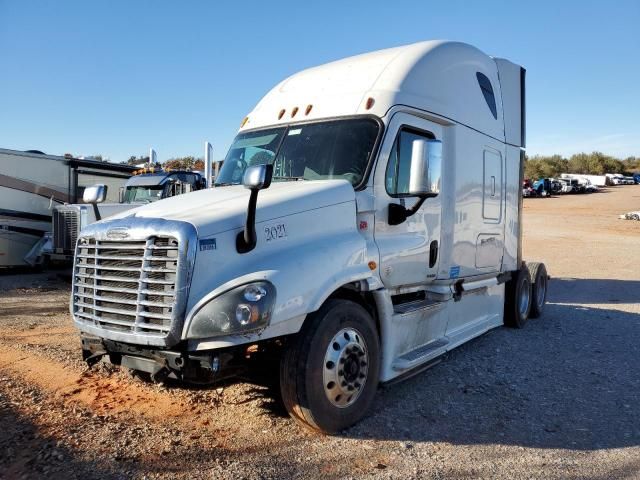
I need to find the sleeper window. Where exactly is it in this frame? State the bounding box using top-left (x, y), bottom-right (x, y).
top-left (385, 129), bottom-right (434, 196)
top-left (476, 72), bottom-right (497, 119)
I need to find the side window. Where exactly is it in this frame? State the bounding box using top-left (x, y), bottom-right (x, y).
top-left (476, 72), bottom-right (497, 119)
top-left (385, 128), bottom-right (434, 196)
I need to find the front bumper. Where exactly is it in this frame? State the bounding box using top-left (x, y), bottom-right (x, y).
top-left (81, 333), bottom-right (243, 384)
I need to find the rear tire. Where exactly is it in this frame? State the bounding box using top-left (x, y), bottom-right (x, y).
top-left (504, 266), bottom-right (532, 328)
top-left (280, 299), bottom-right (380, 434)
top-left (527, 262), bottom-right (548, 318)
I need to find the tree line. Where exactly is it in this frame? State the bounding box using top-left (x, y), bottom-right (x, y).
top-left (122, 155), bottom-right (205, 171)
top-left (119, 151), bottom-right (640, 179)
top-left (525, 152), bottom-right (639, 179)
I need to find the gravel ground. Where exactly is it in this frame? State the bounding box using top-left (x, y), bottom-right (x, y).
top-left (1, 185), bottom-right (639, 479)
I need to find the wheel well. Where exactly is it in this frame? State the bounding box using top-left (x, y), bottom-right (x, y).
top-left (326, 284), bottom-right (381, 336)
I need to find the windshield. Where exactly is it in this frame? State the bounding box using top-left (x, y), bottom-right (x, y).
top-left (215, 118), bottom-right (379, 187)
top-left (124, 185), bottom-right (164, 203)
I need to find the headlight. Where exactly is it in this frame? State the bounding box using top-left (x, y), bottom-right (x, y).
top-left (186, 281), bottom-right (276, 339)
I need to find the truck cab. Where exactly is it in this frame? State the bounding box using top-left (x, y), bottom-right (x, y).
top-left (121, 169), bottom-right (206, 204)
top-left (49, 169), bottom-right (205, 260)
top-left (71, 41), bottom-right (547, 433)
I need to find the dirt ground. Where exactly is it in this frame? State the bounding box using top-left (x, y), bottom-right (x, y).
top-left (1, 186), bottom-right (639, 480)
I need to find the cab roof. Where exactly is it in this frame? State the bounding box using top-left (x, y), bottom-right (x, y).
top-left (241, 40), bottom-right (512, 142)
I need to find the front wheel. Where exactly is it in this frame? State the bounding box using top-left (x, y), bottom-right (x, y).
top-left (280, 299), bottom-right (380, 433)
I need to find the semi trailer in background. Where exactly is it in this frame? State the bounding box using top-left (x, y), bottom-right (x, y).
top-left (71, 40), bottom-right (548, 433)
top-left (0, 148), bottom-right (135, 267)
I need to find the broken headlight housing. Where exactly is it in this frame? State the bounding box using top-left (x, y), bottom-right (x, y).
top-left (186, 281), bottom-right (276, 339)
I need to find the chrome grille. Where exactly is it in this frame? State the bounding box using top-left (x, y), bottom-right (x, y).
top-left (53, 208), bottom-right (80, 252)
top-left (73, 236), bottom-right (179, 336)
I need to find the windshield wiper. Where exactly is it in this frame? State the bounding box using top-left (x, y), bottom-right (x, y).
top-left (272, 176), bottom-right (304, 181)
top-left (214, 182), bottom-right (236, 187)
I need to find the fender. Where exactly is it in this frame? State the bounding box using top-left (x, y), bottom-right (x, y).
top-left (183, 200), bottom-right (379, 350)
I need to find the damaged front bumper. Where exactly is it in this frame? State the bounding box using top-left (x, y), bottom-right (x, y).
top-left (81, 333), bottom-right (243, 384)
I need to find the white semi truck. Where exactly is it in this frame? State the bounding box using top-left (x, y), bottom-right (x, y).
top-left (72, 40), bottom-right (548, 433)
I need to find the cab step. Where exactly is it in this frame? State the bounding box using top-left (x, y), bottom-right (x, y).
top-left (393, 298), bottom-right (446, 315)
top-left (392, 337), bottom-right (449, 371)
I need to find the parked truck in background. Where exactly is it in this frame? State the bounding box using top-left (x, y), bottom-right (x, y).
top-left (48, 168), bottom-right (206, 261)
top-left (72, 40), bottom-right (548, 433)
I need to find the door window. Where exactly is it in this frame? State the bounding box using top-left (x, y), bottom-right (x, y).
top-left (385, 128), bottom-right (434, 197)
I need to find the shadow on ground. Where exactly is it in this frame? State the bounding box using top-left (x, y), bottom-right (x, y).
top-left (0, 396), bottom-right (119, 480)
top-left (548, 277), bottom-right (640, 304)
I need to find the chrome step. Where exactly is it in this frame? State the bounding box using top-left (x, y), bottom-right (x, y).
top-left (393, 298), bottom-right (446, 315)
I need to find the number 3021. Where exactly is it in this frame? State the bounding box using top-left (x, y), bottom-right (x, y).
top-left (264, 223), bottom-right (287, 242)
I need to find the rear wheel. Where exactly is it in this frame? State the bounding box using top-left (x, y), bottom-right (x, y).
top-left (280, 299), bottom-right (380, 433)
top-left (527, 262), bottom-right (548, 318)
top-left (504, 266), bottom-right (532, 328)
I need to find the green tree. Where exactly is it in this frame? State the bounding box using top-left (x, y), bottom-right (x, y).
top-left (524, 154), bottom-right (568, 179)
top-left (163, 156), bottom-right (202, 170)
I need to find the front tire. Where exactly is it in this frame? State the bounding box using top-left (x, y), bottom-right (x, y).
top-left (280, 299), bottom-right (380, 433)
top-left (504, 266), bottom-right (532, 328)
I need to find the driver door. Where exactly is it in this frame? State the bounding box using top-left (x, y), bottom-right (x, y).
top-left (373, 113), bottom-right (443, 289)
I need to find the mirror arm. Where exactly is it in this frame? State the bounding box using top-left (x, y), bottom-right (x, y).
top-left (406, 196), bottom-right (428, 216)
top-left (236, 188), bottom-right (260, 253)
top-left (388, 193), bottom-right (436, 226)
top-left (91, 203), bottom-right (101, 221)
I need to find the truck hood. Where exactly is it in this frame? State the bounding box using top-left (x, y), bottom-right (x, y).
top-left (109, 180), bottom-right (356, 237)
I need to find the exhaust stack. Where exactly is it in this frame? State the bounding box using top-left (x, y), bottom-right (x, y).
top-left (205, 142), bottom-right (213, 188)
top-left (149, 148), bottom-right (157, 166)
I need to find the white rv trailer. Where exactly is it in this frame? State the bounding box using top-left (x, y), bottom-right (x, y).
top-left (560, 173), bottom-right (608, 187)
top-left (0, 148), bottom-right (135, 267)
top-left (72, 41), bottom-right (548, 433)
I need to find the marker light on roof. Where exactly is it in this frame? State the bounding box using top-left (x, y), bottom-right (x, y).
top-left (305, 104), bottom-right (313, 115)
top-left (278, 109), bottom-right (285, 120)
top-left (291, 106), bottom-right (299, 118)
top-left (365, 97), bottom-right (375, 110)
top-left (240, 116), bottom-right (249, 127)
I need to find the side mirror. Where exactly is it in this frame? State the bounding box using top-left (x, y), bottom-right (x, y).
top-left (242, 164), bottom-right (273, 190)
top-left (389, 139), bottom-right (442, 226)
top-left (118, 186), bottom-right (125, 203)
top-left (408, 138), bottom-right (442, 196)
top-left (83, 184), bottom-right (107, 221)
top-left (83, 184), bottom-right (107, 204)
top-left (237, 164), bottom-right (273, 253)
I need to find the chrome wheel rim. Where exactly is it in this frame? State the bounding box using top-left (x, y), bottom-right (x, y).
top-left (323, 328), bottom-right (369, 408)
top-left (536, 273), bottom-right (547, 309)
top-left (519, 279), bottom-right (531, 317)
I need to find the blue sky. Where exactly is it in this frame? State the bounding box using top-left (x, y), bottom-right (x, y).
top-left (1, 0), bottom-right (638, 162)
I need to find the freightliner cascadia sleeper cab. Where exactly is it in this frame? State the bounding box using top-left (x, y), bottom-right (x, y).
top-left (72, 40), bottom-right (548, 433)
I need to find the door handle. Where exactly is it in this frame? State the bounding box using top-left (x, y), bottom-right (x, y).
top-left (429, 240), bottom-right (438, 268)
top-left (491, 176), bottom-right (496, 197)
